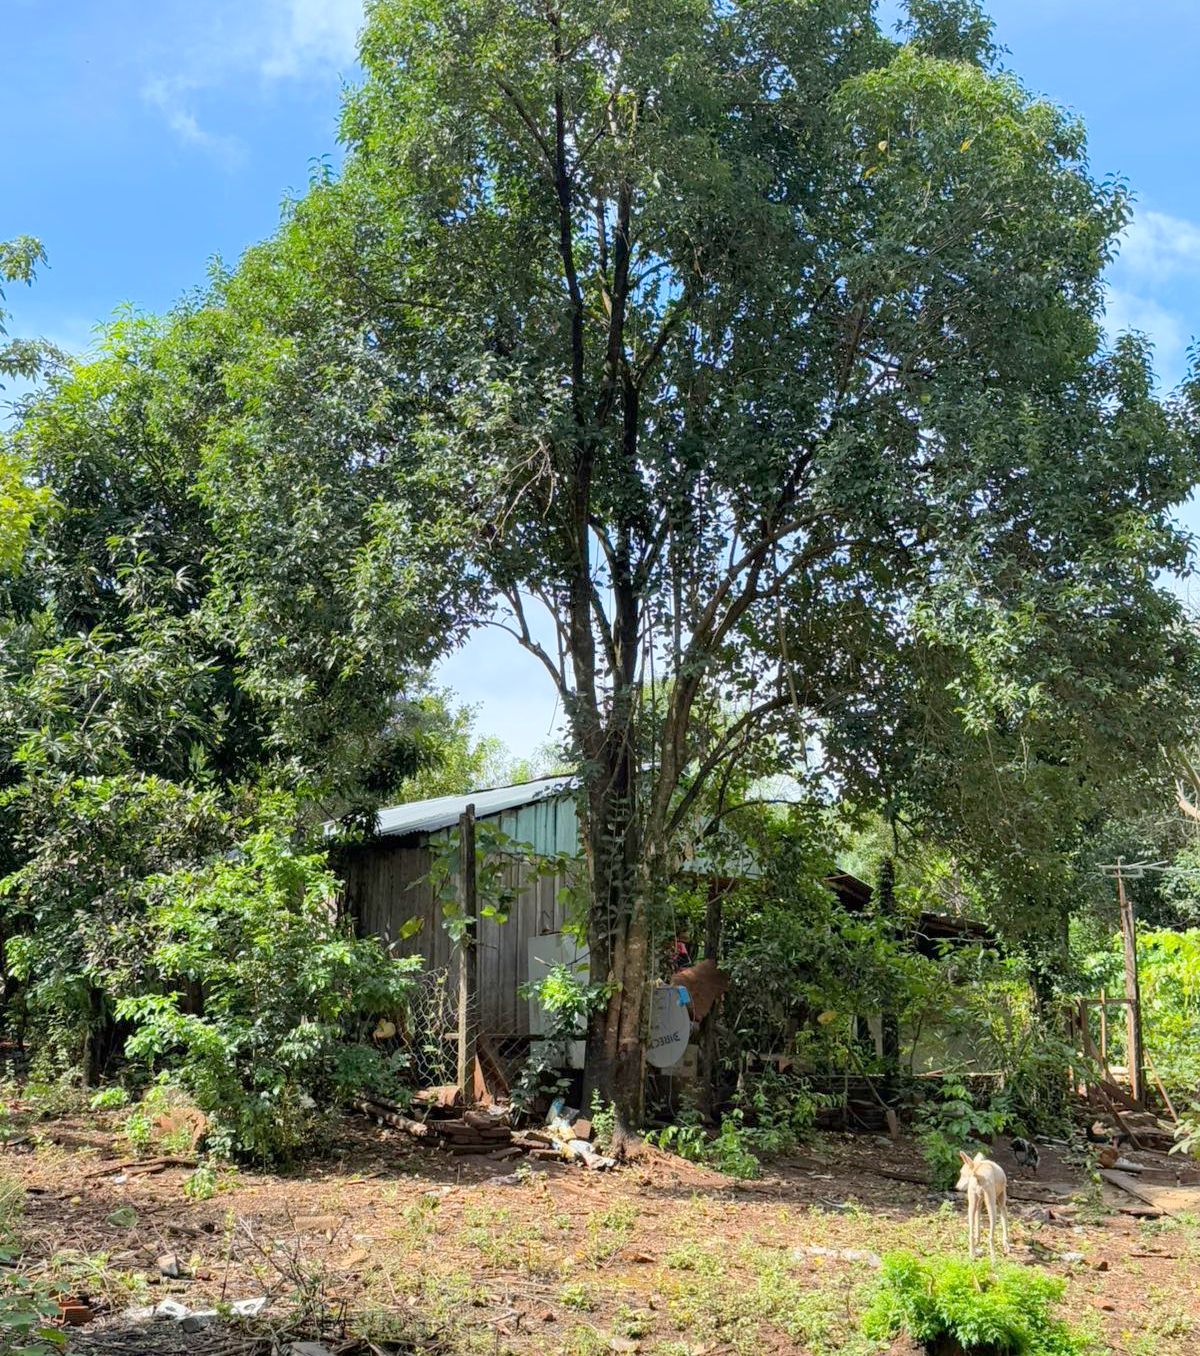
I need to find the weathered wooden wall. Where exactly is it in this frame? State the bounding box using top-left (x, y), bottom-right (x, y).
top-left (338, 793), bottom-right (580, 1038)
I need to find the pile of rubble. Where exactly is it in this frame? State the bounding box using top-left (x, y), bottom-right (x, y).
top-left (351, 1089), bottom-right (615, 1170)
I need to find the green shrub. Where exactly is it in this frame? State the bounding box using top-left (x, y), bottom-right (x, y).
top-left (116, 806), bottom-right (420, 1163)
top-left (862, 1251), bottom-right (1095, 1355)
top-left (733, 1066), bottom-right (827, 1156)
top-left (88, 1086), bottom-right (131, 1112)
top-left (0, 1251), bottom-right (65, 1356)
top-left (647, 1107), bottom-right (761, 1179)
top-left (0, 1174), bottom-right (65, 1356)
top-left (916, 1079), bottom-right (1009, 1190)
top-left (513, 963), bottom-right (606, 1115)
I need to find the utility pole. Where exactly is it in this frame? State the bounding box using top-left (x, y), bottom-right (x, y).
top-left (1112, 859), bottom-right (1145, 1105)
top-left (456, 804), bottom-right (479, 1105)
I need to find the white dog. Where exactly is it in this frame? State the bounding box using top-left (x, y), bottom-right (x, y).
top-left (956, 1149), bottom-right (1009, 1263)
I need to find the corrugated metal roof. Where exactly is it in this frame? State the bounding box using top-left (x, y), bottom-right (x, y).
top-left (374, 774), bottom-right (577, 839)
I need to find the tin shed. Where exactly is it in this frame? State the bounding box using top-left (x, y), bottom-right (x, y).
top-left (338, 776), bottom-right (579, 1039)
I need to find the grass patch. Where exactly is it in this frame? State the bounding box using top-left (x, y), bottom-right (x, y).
top-left (583, 1201), bottom-right (639, 1264)
top-left (658, 1241), bottom-right (872, 1356)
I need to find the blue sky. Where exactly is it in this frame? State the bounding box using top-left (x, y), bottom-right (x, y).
top-left (4, 0), bottom-right (1199, 758)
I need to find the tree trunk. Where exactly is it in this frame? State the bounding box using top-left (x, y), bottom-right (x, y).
top-left (580, 731), bottom-right (655, 1143)
top-left (81, 983), bottom-right (111, 1087)
top-left (697, 880), bottom-right (723, 1119)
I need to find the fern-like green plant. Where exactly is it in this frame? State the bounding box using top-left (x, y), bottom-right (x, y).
top-left (862, 1251), bottom-right (1096, 1355)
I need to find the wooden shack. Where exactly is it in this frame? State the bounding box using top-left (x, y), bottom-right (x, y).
top-left (338, 776), bottom-right (579, 1039)
top-left (338, 776), bottom-right (992, 1068)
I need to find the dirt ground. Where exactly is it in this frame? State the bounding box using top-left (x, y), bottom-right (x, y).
top-left (4, 1108), bottom-right (1200, 1356)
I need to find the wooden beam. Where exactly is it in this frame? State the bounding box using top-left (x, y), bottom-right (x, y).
top-left (457, 804), bottom-right (479, 1105)
top-left (1115, 863), bottom-right (1145, 1105)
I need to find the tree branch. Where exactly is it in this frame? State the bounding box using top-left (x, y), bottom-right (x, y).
top-left (666, 692), bottom-right (797, 840)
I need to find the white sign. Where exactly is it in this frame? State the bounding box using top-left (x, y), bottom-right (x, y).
top-left (647, 984), bottom-right (692, 1069)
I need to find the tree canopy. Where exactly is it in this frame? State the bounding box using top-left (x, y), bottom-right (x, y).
top-left (194, 0), bottom-right (1200, 1121)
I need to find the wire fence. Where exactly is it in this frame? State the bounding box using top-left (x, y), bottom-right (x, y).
top-left (399, 965), bottom-right (461, 1089)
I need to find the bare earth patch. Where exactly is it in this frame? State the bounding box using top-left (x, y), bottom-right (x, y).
top-left (4, 1111), bottom-right (1200, 1356)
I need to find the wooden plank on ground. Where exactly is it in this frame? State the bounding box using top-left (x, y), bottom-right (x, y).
top-left (1099, 1168), bottom-right (1200, 1217)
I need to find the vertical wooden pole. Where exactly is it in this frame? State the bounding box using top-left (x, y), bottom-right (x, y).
top-left (877, 857), bottom-right (901, 1077)
top-left (457, 804), bottom-right (479, 1105)
top-left (1099, 989), bottom-right (1107, 1064)
top-left (1115, 862), bottom-right (1144, 1105)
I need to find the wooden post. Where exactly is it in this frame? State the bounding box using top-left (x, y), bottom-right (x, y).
top-left (1115, 862), bottom-right (1145, 1106)
top-left (1099, 988), bottom-right (1107, 1064)
top-left (877, 857), bottom-right (901, 1077)
top-left (456, 804), bottom-right (479, 1105)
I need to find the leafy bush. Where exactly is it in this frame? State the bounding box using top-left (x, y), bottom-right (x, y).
top-left (733, 1066), bottom-right (827, 1156)
top-left (1170, 1103), bottom-right (1200, 1159)
top-left (513, 963), bottom-right (606, 1115)
top-left (862, 1251), bottom-right (1095, 1355)
top-left (0, 1172), bottom-right (65, 1356)
top-left (1080, 928), bottom-right (1200, 1097)
top-left (589, 1093), bottom-right (616, 1152)
top-left (916, 1079), bottom-right (1010, 1190)
top-left (87, 1087), bottom-right (130, 1111)
top-left (0, 1251), bottom-right (65, 1356)
top-left (647, 1107), bottom-right (761, 1179)
top-left (116, 807), bottom-right (420, 1162)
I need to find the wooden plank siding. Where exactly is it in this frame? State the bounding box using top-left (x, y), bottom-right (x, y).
top-left (337, 791), bottom-right (581, 1038)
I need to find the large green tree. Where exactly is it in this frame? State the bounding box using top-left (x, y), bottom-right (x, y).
top-left (0, 300), bottom-right (472, 1074)
top-left (202, 0), bottom-right (1200, 1132)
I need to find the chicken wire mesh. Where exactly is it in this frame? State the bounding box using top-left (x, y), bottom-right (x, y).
top-left (397, 965), bottom-right (461, 1088)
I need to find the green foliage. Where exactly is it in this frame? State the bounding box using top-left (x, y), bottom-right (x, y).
top-left (182, 1163), bottom-right (218, 1202)
top-left (0, 1252), bottom-right (65, 1356)
top-left (115, 803), bottom-right (420, 1162)
top-left (647, 1107), bottom-right (761, 1180)
top-left (87, 1087), bottom-right (130, 1111)
top-left (702, 1112), bottom-right (763, 1180)
top-left (427, 819), bottom-right (579, 937)
top-left (5, 0), bottom-right (1200, 1123)
top-left (206, 0), bottom-right (1200, 1116)
top-left (862, 1251), bottom-right (1095, 1355)
top-left (916, 1079), bottom-right (1010, 1190)
top-left (513, 962), bottom-right (606, 1114)
top-left (588, 1092), bottom-right (616, 1153)
top-left (392, 697), bottom-right (568, 802)
top-left (121, 1100), bottom-right (157, 1156)
top-left (1, 235), bottom-right (52, 574)
top-left (722, 827), bottom-right (956, 1073)
top-left (0, 1169), bottom-right (65, 1356)
top-left (1080, 927), bottom-right (1200, 1095)
top-left (732, 1067), bottom-right (826, 1156)
top-left (0, 296), bottom-right (473, 1079)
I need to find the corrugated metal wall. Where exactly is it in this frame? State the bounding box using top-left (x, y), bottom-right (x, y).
top-left (339, 792), bottom-right (582, 1037)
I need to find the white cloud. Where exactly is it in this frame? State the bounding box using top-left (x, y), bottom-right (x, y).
top-left (260, 0), bottom-right (364, 79)
top-left (1104, 286), bottom-right (1190, 386)
top-left (1102, 207), bottom-right (1200, 389)
top-left (142, 0), bottom-right (363, 161)
top-left (143, 77), bottom-right (247, 167)
top-left (1116, 209), bottom-right (1200, 285)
